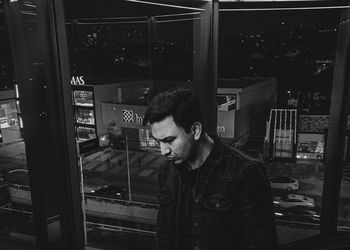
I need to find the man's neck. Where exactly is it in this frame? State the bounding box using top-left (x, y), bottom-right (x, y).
top-left (186, 133), bottom-right (214, 170)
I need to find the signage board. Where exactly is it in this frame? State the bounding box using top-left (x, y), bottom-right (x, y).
top-left (77, 138), bottom-right (99, 155)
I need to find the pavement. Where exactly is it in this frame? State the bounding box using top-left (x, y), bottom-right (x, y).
top-left (82, 147), bottom-right (163, 204)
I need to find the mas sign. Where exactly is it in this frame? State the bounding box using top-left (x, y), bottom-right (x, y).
top-left (71, 76), bottom-right (85, 85)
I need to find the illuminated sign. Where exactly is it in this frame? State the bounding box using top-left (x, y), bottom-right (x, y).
top-left (217, 126), bottom-right (226, 133)
top-left (71, 76), bottom-right (85, 85)
top-left (122, 110), bottom-right (143, 124)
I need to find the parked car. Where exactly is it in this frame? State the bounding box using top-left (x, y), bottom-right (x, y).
top-left (273, 194), bottom-right (315, 209)
top-left (274, 205), bottom-right (320, 223)
top-left (273, 204), bottom-right (285, 218)
top-left (83, 183), bottom-right (104, 194)
top-left (91, 185), bottom-right (127, 199)
top-left (287, 206), bottom-right (320, 223)
top-left (270, 176), bottom-right (299, 191)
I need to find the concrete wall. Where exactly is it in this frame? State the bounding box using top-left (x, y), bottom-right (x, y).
top-left (235, 78), bottom-right (276, 142)
top-left (85, 196), bottom-right (157, 225)
top-left (0, 90), bottom-right (15, 100)
top-left (298, 115), bottom-right (350, 133)
top-left (93, 80), bottom-right (153, 137)
top-left (1, 126), bottom-right (21, 143)
top-left (217, 110), bottom-right (235, 138)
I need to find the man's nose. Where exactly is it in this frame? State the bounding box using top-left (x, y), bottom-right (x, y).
top-left (160, 143), bottom-right (170, 156)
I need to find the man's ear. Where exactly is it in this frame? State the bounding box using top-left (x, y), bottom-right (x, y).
top-left (191, 122), bottom-right (202, 140)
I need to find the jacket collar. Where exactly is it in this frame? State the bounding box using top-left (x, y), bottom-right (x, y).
top-left (202, 134), bottom-right (225, 168)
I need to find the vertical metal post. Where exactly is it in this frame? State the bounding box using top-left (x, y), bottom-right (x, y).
top-left (320, 8), bottom-right (350, 235)
top-left (193, 0), bottom-right (217, 133)
top-left (294, 110), bottom-right (297, 144)
top-left (283, 110), bottom-right (286, 138)
top-left (79, 156), bottom-right (87, 244)
top-left (289, 109), bottom-right (292, 142)
top-left (265, 109), bottom-right (272, 142)
top-left (126, 135), bottom-right (132, 201)
top-left (273, 110), bottom-right (277, 144)
top-left (147, 17), bottom-right (155, 79)
top-left (4, 0), bottom-right (85, 248)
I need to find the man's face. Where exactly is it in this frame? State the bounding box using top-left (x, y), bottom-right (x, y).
top-left (151, 115), bottom-right (195, 165)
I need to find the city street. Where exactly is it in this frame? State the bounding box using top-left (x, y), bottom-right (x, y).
top-left (266, 160), bottom-right (350, 226)
top-left (82, 147), bottom-right (164, 204)
top-left (1, 140), bottom-right (350, 245)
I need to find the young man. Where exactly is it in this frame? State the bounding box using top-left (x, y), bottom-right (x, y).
top-left (143, 89), bottom-right (277, 250)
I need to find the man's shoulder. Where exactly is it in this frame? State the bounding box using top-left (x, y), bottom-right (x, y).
top-left (220, 141), bottom-right (260, 165)
top-left (215, 142), bottom-right (267, 180)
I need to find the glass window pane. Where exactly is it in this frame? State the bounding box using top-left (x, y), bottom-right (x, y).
top-left (0, 4), bottom-right (33, 248)
top-left (71, 20), bottom-right (150, 80)
top-left (66, 1), bottom-right (212, 248)
top-left (218, 3), bottom-right (345, 244)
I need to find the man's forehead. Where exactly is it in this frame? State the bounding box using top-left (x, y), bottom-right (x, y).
top-left (151, 116), bottom-right (179, 139)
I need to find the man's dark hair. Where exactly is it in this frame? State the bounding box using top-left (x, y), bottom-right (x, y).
top-left (143, 88), bottom-right (204, 133)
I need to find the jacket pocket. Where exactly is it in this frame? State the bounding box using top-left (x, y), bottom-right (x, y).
top-left (157, 194), bottom-right (175, 206)
top-left (203, 193), bottom-right (233, 211)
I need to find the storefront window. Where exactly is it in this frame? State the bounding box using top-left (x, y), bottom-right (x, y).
top-left (297, 133), bottom-right (325, 160)
top-left (72, 89), bottom-right (94, 107)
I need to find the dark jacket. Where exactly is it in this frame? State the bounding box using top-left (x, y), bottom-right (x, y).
top-left (156, 137), bottom-right (277, 250)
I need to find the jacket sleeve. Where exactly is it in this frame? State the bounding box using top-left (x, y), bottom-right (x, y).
top-left (156, 164), bottom-right (176, 250)
top-left (238, 161), bottom-right (277, 249)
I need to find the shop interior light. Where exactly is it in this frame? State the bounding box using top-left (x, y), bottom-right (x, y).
top-left (14, 85), bottom-right (19, 98)
top-left (19, 117), bottom-right (23, 129)
top-left (220, 1), bottom-right (350, 12)
top-left (125, 0), bottom-right (205, 11)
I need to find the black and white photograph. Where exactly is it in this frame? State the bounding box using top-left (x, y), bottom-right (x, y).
top-left (0, 0), bottom-right (349, 249)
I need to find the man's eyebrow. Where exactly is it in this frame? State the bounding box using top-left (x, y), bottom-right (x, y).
top-left (156, 136), bottom-right (175, 142)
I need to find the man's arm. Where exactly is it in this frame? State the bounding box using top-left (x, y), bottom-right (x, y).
top-left (238, 161), bottom-right (277, 249)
